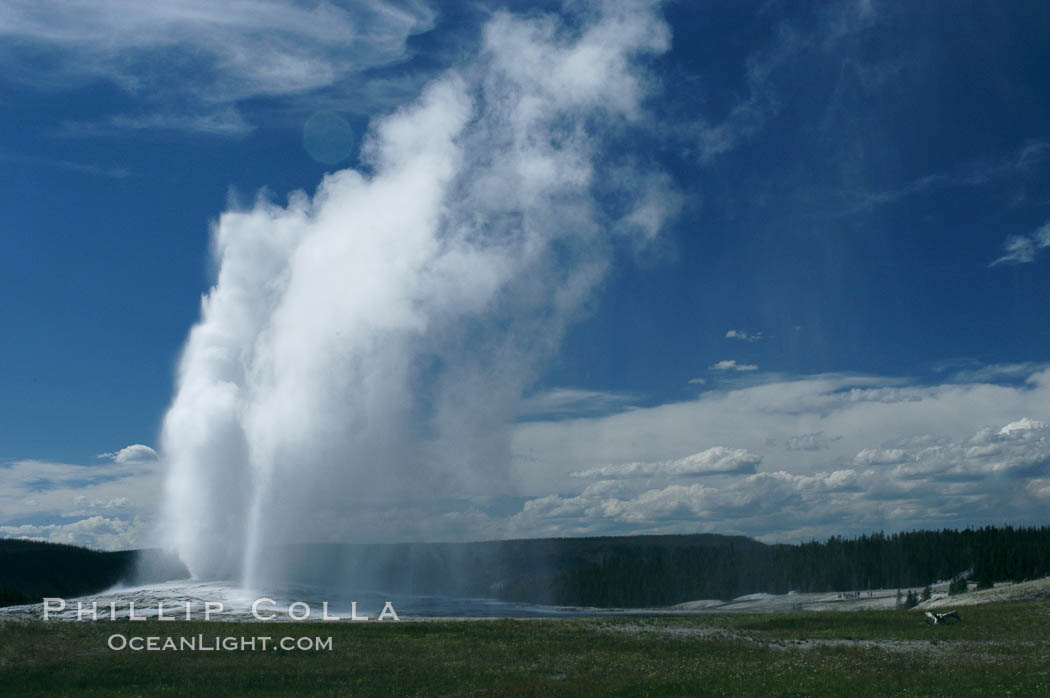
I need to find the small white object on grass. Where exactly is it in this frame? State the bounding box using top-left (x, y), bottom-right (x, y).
top-left (924, 610), bottom-right (961, 624)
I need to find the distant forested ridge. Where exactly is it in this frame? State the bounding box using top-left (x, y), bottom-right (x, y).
top-left (266, 525), bottom-right (1050, 608)
top-left (3, 525), bottom-right (1049, 608)
top-left (0, 539), bottom-right (188, 607)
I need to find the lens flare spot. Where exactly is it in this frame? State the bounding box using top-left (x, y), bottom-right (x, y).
top-left (302, 111), bottom-right (355, 165)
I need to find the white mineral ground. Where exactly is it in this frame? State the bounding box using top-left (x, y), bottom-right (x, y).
top-left (673, 576), bottom-right (1050, 613)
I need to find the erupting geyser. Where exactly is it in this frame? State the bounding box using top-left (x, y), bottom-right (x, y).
top-left (158, 1), bottom-right (678, 586)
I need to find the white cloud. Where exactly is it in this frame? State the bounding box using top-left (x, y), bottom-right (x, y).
top-left (939, 361), bottom-right (1049, 384)
top-left (991, 220), bottom-right (1050, 266)
top-left (509, 419), bottom-right (1050, 539)
top-left (73, 495), bottom-right (129, 510)
top-left (711, 359), bottom-right (759, 372)
top-left (572, 446), bottom-right (762, 479)
top-left (785, 431), bottom-right (840, 451)
top-left (853, 447), bottom-right (907, 466)
top-left (508, 469), bottom-right (879, 540)
top-left (0, 446), bottom-right (164, 549)
top-left (97, 444), bottom-right (159, 464)
top-left (518, 388), bottom-right (635, 419)
top-left (885, 419), bottom-right (1050, 483)
top-left (0, 516), bottom-right (146, 551)
top-left (1028, 479), bottom-right (1050, 500)
top-left (0, 0), bottom-right (436, 134)
top-left (1000, 417), bottom-right (1047, 435)
top-left (725, 329), bottom-right (762, 342)
top-left (506, 369), bottom-right (1050, 541)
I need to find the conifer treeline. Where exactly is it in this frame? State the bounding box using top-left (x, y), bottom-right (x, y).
top-left (493, 526), bottom-right (1050, 606)
top-left (0, 539), bottom-right (188, 607)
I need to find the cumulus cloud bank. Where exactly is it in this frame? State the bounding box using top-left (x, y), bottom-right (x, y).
top-left (0, 516), bottom-right (144, 551)
top-left (158, 0), bottom-right (677, 582)
top-left (8, 368), bottom-right (1050, 552)
top-left (507, 369), bottom-right (1050, 542)
top-left (0, 444), bottom-right (164, 550)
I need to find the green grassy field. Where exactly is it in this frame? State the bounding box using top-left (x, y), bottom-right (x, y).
top-left (2, 603), bottom-right (1048, 696)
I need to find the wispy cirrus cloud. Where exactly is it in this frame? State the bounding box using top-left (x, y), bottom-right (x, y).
top-left (681, 0), bottom-right (1049, 220)
top-left (690, 0), bottom-right (881, 163)
top-left (725, 329), bottom-right (762, 342)
top-left (0, 0), bottom-right (436, 135)
top-left (833, 141), bottom-right (1050, 217)
top-left (990, 219), bottom-right (1050, 266)
top-left (711, 359), bottom-right (758, 372)
top-left (518, 388), bottom-right (637, 420)
top-left (60, 111), bottom-right (255, 138)
top-left (0, 150), bottom-right (131, 178)
top-left (933, 360), bottom-right (1050, 385)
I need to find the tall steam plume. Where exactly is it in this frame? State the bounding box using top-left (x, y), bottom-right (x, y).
top-left (159, 0), bottom-right (678, 585)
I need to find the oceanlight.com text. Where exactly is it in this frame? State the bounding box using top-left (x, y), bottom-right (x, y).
top-left (107, 634), bottom-right (333, 651)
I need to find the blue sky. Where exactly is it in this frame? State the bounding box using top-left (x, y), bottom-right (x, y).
top-left (1, 0), bottom-right (1049, 551)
